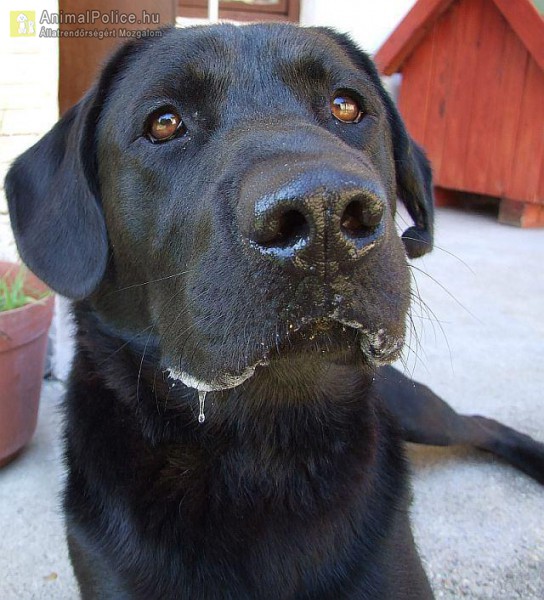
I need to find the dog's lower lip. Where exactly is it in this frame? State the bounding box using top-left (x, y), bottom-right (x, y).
top-left (166, 360), bottom-right (269, 392)
top-left (274, 319), bottom-right (359, 356)
top-left (166, 319), bottom-right (404, 392)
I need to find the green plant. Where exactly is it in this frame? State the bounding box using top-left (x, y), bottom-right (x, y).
top-left (0, 267), bottom-right (49, 312)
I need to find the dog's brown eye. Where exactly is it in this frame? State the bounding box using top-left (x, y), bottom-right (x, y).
top-left (147, 109), bottom-right (185, 142)
top-left (331, 94), bottom-right (363, 123)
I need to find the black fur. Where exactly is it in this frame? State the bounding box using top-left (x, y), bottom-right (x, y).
top-left (64, 306), bottom-right (429, 599)
top-left (6, 23), bottom-right (445, 599)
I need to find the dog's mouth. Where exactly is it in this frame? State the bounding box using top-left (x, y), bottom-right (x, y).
top-left (166, 317), bottom-right (404, 392)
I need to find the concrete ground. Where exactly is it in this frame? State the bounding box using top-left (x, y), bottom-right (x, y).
top-left (0, 205), bottom-right (542, 599)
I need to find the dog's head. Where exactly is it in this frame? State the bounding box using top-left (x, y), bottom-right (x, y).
top-left (6, 24), bottom-right (433, 391)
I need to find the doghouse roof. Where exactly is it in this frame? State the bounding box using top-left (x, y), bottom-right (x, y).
top-left (375, 0), bottom-right (544, 74)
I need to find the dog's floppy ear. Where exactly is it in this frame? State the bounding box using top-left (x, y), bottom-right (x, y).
top-left (5, 40), bottom-right (141, 298)
top-left (380, 99), bottom-right (434, 259)
top-left (319, 29), bottom-right (434, 258)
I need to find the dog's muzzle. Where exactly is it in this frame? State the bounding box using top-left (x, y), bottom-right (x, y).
top-left (238, 165), bottom-right (386, 275)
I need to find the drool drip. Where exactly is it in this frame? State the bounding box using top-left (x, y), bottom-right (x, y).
top-left (198, 391), bottom-right (207, 424)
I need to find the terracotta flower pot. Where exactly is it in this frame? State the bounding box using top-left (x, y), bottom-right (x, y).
top-left (0, 262), bottom-right (54, 467)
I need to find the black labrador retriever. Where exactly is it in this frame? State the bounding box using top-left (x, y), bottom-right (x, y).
top-left (6, 24), bottom-right (544, 599)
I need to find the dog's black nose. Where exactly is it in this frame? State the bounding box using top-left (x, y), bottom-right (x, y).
top-left (243, 171), bottom-right (385, 269)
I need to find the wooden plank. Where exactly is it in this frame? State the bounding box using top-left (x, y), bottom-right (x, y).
top-left (287, 0), bottom-right (300, 22)
top-left (485, 25), bottom-right (529, 197)
top-left (421, 2), bottom-right (458, 186)
top-left (178, 0), bottom-right (300, 19)
top-left (539, 142), bottom-right (544, 203)
top-left (397, 29), bottom-right (435, 147)
top-left (507, 58), bottom-right (544, 203)
top-left (434, 186), bottom-right (461, 207)
top-left (493, 0), bottom-right (544, 73)
top-left (463, 0), bottom-right (507, 194)
top-left (439, 0), bottom-right (486, 190)
top-left (499, 199), bottom-right (544, 227)
top-left (179, 7), bottom-right (294, 21)
top-left (179, 0), bottom-right (288, 13)
top-left (374, 0), bottom-right (453, 74)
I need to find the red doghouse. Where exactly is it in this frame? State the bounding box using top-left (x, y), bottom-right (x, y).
top-left (375, 0), bottom-right (544, 227)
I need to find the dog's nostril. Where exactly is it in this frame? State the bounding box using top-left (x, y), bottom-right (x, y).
top-left (259, 209), bottom-right (309, 248)
top-left (341, 198), bottom-right (384, 239)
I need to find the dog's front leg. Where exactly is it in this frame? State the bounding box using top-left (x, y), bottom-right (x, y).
top-left (377, 366), bottom-right (544, 484)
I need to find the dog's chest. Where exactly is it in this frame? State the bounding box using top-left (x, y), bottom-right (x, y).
top-left (69, 435), bottom-right (383, 599)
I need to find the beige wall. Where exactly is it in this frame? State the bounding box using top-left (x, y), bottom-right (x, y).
top-left (0, 1), bottom-right (59, 260)
top-left (300, 0), bottom-right (416, 55)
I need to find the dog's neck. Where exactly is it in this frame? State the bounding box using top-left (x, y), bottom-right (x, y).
top-left (73, 301), bottom-right (380, 446)
top-left (66, 302), bottom-right (409, 595)
top-left (70, 302), bottom-right (407, 501)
